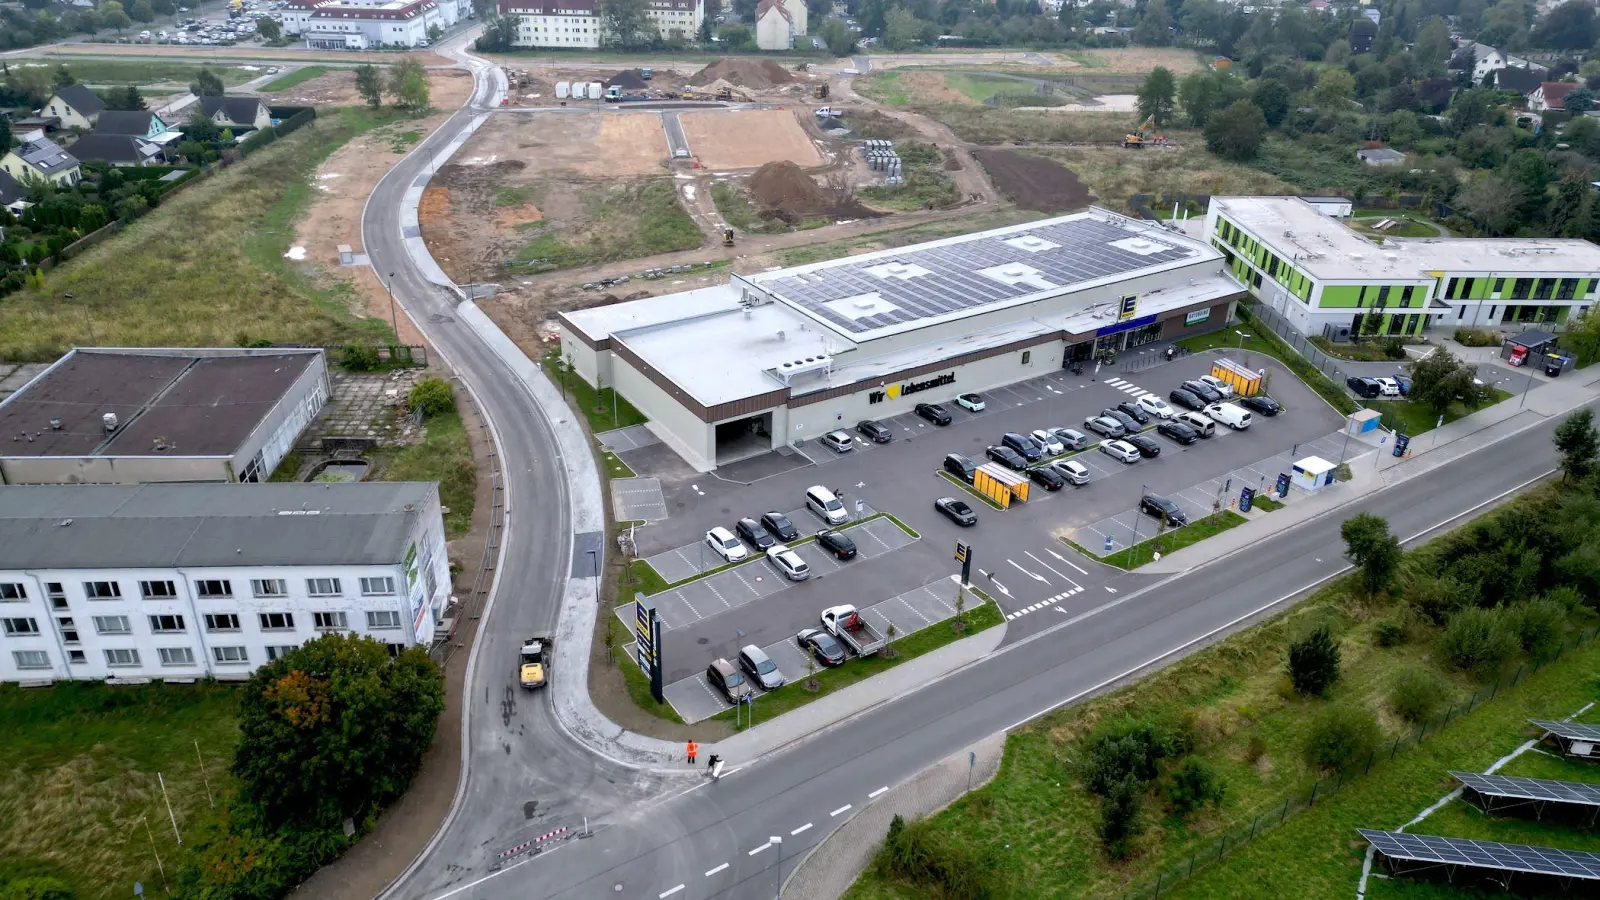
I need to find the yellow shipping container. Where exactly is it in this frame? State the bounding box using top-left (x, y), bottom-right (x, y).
top-left (1210, 357), bottom-right (1262, 397)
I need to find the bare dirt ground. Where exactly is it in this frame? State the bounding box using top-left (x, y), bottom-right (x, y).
top-left (264, 66), bottom-right (471, 109)
top-left (971, 148), bottom-right (1093, 212)
top-left (28, 44), bottom-right (453, 66)
top-left (681, 108), bottom-right (823, 169)
top-left (455, 111), bottom-right (668, 177)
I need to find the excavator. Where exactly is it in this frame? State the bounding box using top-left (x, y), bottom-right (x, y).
top-left (1123, 114), bottom-right (1166, 148)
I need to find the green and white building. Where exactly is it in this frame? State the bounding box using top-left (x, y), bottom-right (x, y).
top-left (1204, 197), bottom-right (1600, 339)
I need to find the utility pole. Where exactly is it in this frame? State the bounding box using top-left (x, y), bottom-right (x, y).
top-left (385, 271), bottom-right (400, 342)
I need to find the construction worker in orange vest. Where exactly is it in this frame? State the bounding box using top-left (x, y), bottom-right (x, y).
top-left (686, 740), bottom-right (699, 764)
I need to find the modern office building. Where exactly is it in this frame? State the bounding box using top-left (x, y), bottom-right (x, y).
top-left (0, 347), bottom-right (328, 485)
top-left (281, 0), bottom-right (468, 48)
top-left (1205, 196), bottom-right (1600, 340)
top-left (559, 209), bottom-right (1243, 470)
top-left (0, 482), bottom-right (451, 683)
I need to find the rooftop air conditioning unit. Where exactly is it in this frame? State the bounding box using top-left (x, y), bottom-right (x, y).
top-left (102, 413), bottom-right (119, 432)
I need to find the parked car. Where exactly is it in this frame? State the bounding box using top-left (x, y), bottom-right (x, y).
top-left (1050, 459), bottom-right (1090, 485)
top-left (706, 658), bottom-right (754, 703)
top-left (1028, 465), bottom-right (1065, 491)
top-left (1030, 428), bottom-right (1065, 456)
top-left (705, 527), bottom-right (749, 563)
top-left (796, 628), bottom-right (846, 666)
top-left (1169, 388), bottom-right (1207, 412)
top-left (1099, 439), bottom-right (1141, 463)
top-left (934, 496), bottom-right (977, 526)
top-left (1182, 380), bottom-right (1223, 404)
top-left (1085, 415), bottom-right (1126, 438)
top-left (738, 645), bottom-right (784, 690)
top-left (986, 444), bottom-right (1027, 470)
top-left (1198, 374), bottom-right (1235, 399)
top-left (955, 392), bottom-right (986, 412)
top-left (816, 529), bottom-right (857, 559)
top-left (821, 430), bottom-right (855, 453)
top-left (1051, 427), bottom-right (1091, 451)
top-left (915, 402), bottom-right (951, 425)
top-left (767, 544), bottom-right (811, 581)
top-left (1124, 433), bottom-right (1162, 458)
top-left (1374, 376), bottom-right (1402, 397)
top-left (943, 453), bottom-right (976, 483)
top-left (735, 516), bottom-right (776, 550)
top-left (856, 419), bottom-right (892, 443)
top-left (1175, 410), bottom-right (1216, 437)
top-left (1139, 493), bottom-right (1189, 527)
top-left (1002, 432), bottom-right (1043, 461)
top-left (1392, 373), bottom-right (1412, 396)
top-left (1102, 408), bottom-right (1141, 432)
top-left (1157, 419), bottom-right (1199, 444)
top-left (1115, 401), bottom-right (1151, 425)
top-left (1346, 376), bottom-right (1382, 398)
top-left (1204, 402), bottom-right (1253, 430)
top-left (761, 511), bottom-right (800, 542)
top-left (1239, 395), bottom-right (1281, 417)
top-left (1136, 395), bottom-right (1175, 419)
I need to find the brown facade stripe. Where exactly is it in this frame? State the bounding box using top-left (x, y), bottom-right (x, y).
top-left (790, 330), bottom-right (1066, 409)
top-left (612, 337), bottom-right (792, 424)
top-left (557, 311), bottom-right (609, 351)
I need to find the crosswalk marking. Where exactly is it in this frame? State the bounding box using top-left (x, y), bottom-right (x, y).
top-left (1005, 586), bottom-right (1086, 620)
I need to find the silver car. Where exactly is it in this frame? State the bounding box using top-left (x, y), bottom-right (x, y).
top-left (821, 430), bottom-right (854, 453)
top-left (1099, 439), bottom-right (1141, 464)
top-left (1050, 459), bottom-right (1091, 485)
top-left (1051, 427), bottom-right (1091, 451)
top-left (738, 644), bottom-right (785, 690)
top-left (766, 544), bottom-right (811, 581)
top-left (1084, 415), bottom-right (1126, 438)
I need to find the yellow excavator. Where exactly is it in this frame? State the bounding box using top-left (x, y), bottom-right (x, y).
top-left (1123, 114), bottom-right (1164, 148)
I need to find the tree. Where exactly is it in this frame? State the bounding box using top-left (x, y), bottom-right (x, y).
top-left (859, 0), bottom-right (887, 37)
top-left (257, 15), bottom-right (281, 41)
top-left (1132, 0), bottom-right (1171, 46)
top-left (1414, 17), bottom-right (1452, 75)
top-left (51, 64), bottom-right (73, 89)
top-left (1567, 307), bottom-right (1600, 367)
top-left (355, 63), bottom-right (384, 108)
top-left (719, 23), bottom-right (752, 48)
top-left (98, 0), bottom-right (131, 32)
top-left (190, 66), bottom-right (225, 97)
top-left (1455, 173), bottom-right (1524, 235)
top-left (1252, 78), bottom-right (1290, 127)
top-left (1410, 346), bottom-right (1488, 414)
top-left (409, 378), bottom-right (455, 416)
top-left (1136, 66), bottom-right (1177, 127)
top-left (183, 108), bottom-right (221, 142)
top-left (1532, 0), bottom-right (1596, 50)
top-left (130, 0), bottom-right (153, 22)
top-left (0, 118), bottom-right (11, 153)
top-left (1178, 71), bottom-right (1224, 127)
top-left (1166, 757), bottom-right (1224, 816)
top-left (1098, 774), bottom-right (1143, 859)
top-left (1287, 623), bottom-right (1341, 696)
top-left (1204, 98), bottom-right (1267, 161)
top-left (476, 13), bottom-right (518, 50)
top-left (1312, 66), bottom-right (1355, 109)
top-left (427, 22), bottom-right (444, 42)
top-left (1384, 109), bottom-right (1423, 148)
top-left (1387, 666), bottom-right (1448, 723)
top-left (697, 13), bottom-right (712, 43)
top-left (1548, 178), bottom-right (1590, 238)
top-left (231, 634), bottom-right (445, 828)
top-left (882, 7), bottom-right (920, 50)
top-left (389, 57), bottom-right (429, 109)
top-left (598, 0), bottom-right (656, 49)
top-left (1565, 114), bottom-right (1600, 157)
top-left (1566, 86), bottom-right (1596, 114)
top-left (820, 17), bottom-right (854, 55)
top-left (1505, 148), bottom-right (1551, 222)
top-left (1341, 512), bottom-right (1401, 597)
top-left (1304, 704), bottom-right (1380, 771)
top-left (1554, 409), bottom-right (1599, 481)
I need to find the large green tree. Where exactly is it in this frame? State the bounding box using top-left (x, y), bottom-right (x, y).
top-left (1132, 0), bottom-right (1171, 46)
top-left (1554, 409), bottom-right (1599, 482)
top-left (98, 0), bottom-right (131, 32)
top-left (1136, 66), bottom-right (1177, 126)
top-left (355, 63), bottom-right (384, 108)
top-left (1341, 512), bottom-right (1402, 597)
top-left (389, 57), bottom-right (429, 108)
top-left (232, 634), bottom-right (445, 828)
top-left (190, 66), bottom-right (225, 97)
top-left (1204, 98), bottom-right (1266, 161)
top-left (1409, 346), bottom-right (1487, 415)
top-left (820, 17), bottom-right (854, 56)
top-left (1312, 67), bottom-right (1355, 109)
top-left (598, 0), bottom-right (657, 49)
top-left (257, 15), bottom-right (282, 41)
top-left (1413, 17), bottom-right (1452, 75)
top-left (1252, 78), bottom-right (1289, 127)
top-left (1178, 71), bottom-right (1225, 127)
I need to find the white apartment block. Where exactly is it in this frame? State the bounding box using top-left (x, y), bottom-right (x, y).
top-left (0, 482), bottom-right (451, 684)
top-left (497, 0), bottom-right (702, 48)
top-left (281, 0), bottom-right (468, 48)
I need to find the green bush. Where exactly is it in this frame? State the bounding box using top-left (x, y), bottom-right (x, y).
top-left (1303, 704), bottom-right (1382, 771)
top-left (340, 344), bottom-right (381, 372)
top-left (1438, 605), bottom-right (1520, 677)
top-left (1287, 624), bottom-right (1341, 696)
top-left (1454, 327), bottom-right (1502, 347)
top-left (1404, 569), bottom-right (1470, 624)
top-left (1374, 620), bottom-right (1407, 647)
top-left (1098, 773), bottom-right (1145, 860)
top-left (873, 812), bottom-right (1006, 899)
top-left (1, 877), bottom-right (75, 900)
top-left (1166, 757), bottom-right (1225, 816)
top-left (1081, 716), bottom-right (1188, 796)
top-left (1387, 666), bottom-right (1449, 724)
top-left (1511, 597), bottom-right (1566, 662)
top-left (408, 377), bottom-right (455, 417)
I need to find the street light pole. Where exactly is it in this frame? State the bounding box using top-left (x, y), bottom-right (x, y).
top-left (385, 272), bottom-right (399, 342)
top-left (1235, 330), bottom-right (1251, 351)
top-left (1129, 483), bottom-right (1146, 550)
top-left (771, 835), bottom-right (784, 900)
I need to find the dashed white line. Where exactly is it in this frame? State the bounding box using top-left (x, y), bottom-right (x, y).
top-left (705, 863), bottom-right (729, 877)
top-left (660, 886), bottom-right (685, 898)
top-left (791, 823), bottom-right (813, 835)
top-left (869, 786), bottom-right (889, 798)
top-left (830, 804), bottom-right (852, 817)
top-left (749, 842), bottom-right (772, 856)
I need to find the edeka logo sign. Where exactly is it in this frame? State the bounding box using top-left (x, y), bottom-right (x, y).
top-left (869, 372), bottom-right (955, 404)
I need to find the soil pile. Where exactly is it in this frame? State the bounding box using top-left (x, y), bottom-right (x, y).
top-left (689, 58), bottom-right (795, 88)
top-left (606, 69), bottom-right (648, 90)
top-left (971, 149), bottom-right (1093, 212)
top-left (746, 161), bottom-right (878, 221)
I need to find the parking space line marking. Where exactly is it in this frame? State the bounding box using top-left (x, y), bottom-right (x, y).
top-left (677, 593), bottom-right (703, 622)
top-left (749, 842), bottom-right (771, 856)
top-left (733, 570), bottom-right (764, 597)
top-left (896, 596), bottom-right (931, 626)
top-left (831, 805), bottom-right (852, 816)
top-left (705, 863), bottom-right (729, 877)
top-left (869, 786), bottom-right (889, 798)
top-left (660, 885), bottom-right (685, 897)
top-left (791, 823), bottom-right (813, 835)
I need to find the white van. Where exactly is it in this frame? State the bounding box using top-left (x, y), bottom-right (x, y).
top-left (1175, 410), bottom-right (1215, 437)
top-left (806, 485), bottom-right (849, 525)
top-left (1204, 402), bottom-right (1252, 430)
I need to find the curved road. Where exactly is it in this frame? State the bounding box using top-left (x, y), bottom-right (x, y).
top-left (364, 37), bottom-right (1591, 900)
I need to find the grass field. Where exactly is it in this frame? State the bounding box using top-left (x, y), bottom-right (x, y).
top-left (380, 407), bottom-right (476, 539)
top-left (540, 349), bottom-right (649, 433)
top-left (0, 107), bottom-right (408, 361)
top-left (514, 180), bottom-right (702, 272)
top-left (917, 106), bottom-right (1134, 144)
top-left (0, 681), bottom-right (240, 899)
top-left (1030, 144), bottom-right (1293, 210)
top-left (1099, 510), bottom-right (1247, 569)
top-left (27, 57), bottom-right (260, 87)
top-left (259, 65), bottom-right (330, 91)
top-left (1368, 389), bottom-right (1512, 437)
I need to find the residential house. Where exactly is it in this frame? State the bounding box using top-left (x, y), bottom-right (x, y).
top-left (93, 110), bottom-right (171, 140)
top-left (66, 134), bottom-right (163, 167)
top-left (1452, 41), bottom-right (1546, 85)
top-left (40, 84), bottom-right (104, 131)
top-left (496, 0), bottom-right (702, 47)
top-left (1528, 81), bottom-right (1577, 113)
top-left (198, 96), bottom-right (272, 132)
top-left (0, 170), bottom-right (27, 215)
top-left (754, 0), bottom-right (795, 49)
top-left (0, 133), bottom-right (81, 187)
top-left (1356, 147), bottom-right (1405, 167)
top-left (779, 0), bottom-right (805, 35)
top-left (1490, 66), bottom-right (1543, 96)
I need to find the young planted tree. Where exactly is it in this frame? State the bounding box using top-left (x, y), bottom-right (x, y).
top-left (355, 63), bottom-right (384, 109)
top-left (389, 57), bottom-right (430, 109)
top-left (1287, 624), bottom-right (1341, 696)
top-left (1341, 512), bottom-right (1402, 597)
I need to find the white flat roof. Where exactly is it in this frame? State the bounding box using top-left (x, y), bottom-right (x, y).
top-left (1212, 197), bottom-right (1600, 281)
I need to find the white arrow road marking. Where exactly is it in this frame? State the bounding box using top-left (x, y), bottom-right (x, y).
top-left (705, 863), bottom-right (729, 877)
top-left (1046, 547), bottom-right (1090, 575)
top-left (1007, 559), bottom-right (1049, 583)
top-left (989, 578), bottom-right (1012, 597)
top-left (1026, 551), bottom-right (1081, 591)
top-left (1105, 586), bottom-right (1118, 594)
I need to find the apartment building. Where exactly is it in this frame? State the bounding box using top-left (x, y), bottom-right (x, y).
top-left (497, 0), bottom-right (702, 48)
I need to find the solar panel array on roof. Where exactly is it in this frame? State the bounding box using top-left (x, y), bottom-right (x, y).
top-left (760, 218), bottom-right (1198, 335)
top-left (1534, 720), bottom-right (1600, 742)
top-left (1452, 771), bottom-right (1600, 808)
top-left (1359, 830), bottom-right (1600, 880)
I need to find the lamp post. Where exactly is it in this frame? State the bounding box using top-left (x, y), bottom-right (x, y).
top-left (1235, 330), bottom-right (1251, 350)
top-left (771, 835), bottom-right (783, 900)
top-left (385, 272), bottom-right (399, 342)
top-left (1128, 483), bottom-right (1147, 550)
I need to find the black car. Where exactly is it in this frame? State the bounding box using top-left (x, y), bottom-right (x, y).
top-left (1157, 419), bottom-right (1199, 444)
top-left (915, 402), bottom-right (952, 425)
top-left (1346, 376), bottom-right (1381, 398)
top-left (796, 628), bottom-right (846, 667)
top-left (735, 516), bottom-right (776, 550)
top-left (943, 453), bottom-right (976, 483)
top-left (1102, 408), bottom-right (1141, 432)
top-left (1140, 493), bottom-right (1189, 527)
top-left (1115, 401), bottom-right (1151, 425)
top-left (1239, 395), bottom-right (1282, 416)
top-left (856, 419), bottom-right (893, 443)
top-left (761, 511), bottom-right (800, 542)
top-left (1027, 465), bottom-right (1065, 491)
top-left (1124, 433), bottom-right (1162, 458)
top-left (1001, 432), bottom-right (1043, 461)
top-left (1169, 388), bottom-right (1206, 412)
top-left (934, 496), bottom-right (978, 526)
top-left (1182, 380), bottom-right (1223, 404)
top-left (986, 444), bottom-right (1027, 470)
top-left (816, 529), bottom-right (857, 559)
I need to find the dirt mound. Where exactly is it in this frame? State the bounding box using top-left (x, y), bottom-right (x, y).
top-left (972, 149), bottom-right (1093, 212)
top-left (689, 58), bottom-right (795, 88)
top-left (745, 161), bottom-right (877, 222)
top-left (606, 69), bottom-right (648, 90)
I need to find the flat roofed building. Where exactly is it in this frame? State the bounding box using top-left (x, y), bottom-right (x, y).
top-left (559, 209), bottom-right (1244, 470)
top-left (0, 347), bottom-right (328, 485)
top-left (0, 481), bottom-right (450, 684)
top-left (1205, 196), bottom-right (1600, 340)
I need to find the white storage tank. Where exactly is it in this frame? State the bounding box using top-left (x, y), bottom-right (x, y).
top-left (555, 81), bottom-right (570, 99)
top-left (588, 81), bottom-right (603, 99)
top-left (571, 82), bottom-right (585, 100)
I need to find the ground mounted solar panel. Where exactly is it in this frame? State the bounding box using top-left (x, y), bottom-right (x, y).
top-left (1359, 829), bottom-right (1600, 883)
top-left (1533, 720), bottom-right (1600, 742)
top-left (1452, 771), bottom-right (1600, 808)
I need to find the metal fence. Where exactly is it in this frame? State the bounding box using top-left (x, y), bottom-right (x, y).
top-left (1119, 623), bottom-right (1600, 900)
top-left (433, 381), bottom-right (504, 666)
top-left (1241, 299), bottom-right (1354, 388)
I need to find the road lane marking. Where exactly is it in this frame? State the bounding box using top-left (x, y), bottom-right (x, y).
top-left (869, 786), bottom-right (888, 798)
top-left (660, 886), bottom-right (684, 898)
top-left (749, 842), bottom-right (772, 856)
top-left (1007, 559), bottom-right (1049, 584)
top-left (791, 823), bottom-right (813, 835)
top-left (705, 863), bottom-right (729, 877)
top-left (831, 804), bottom-right (852, 816)
top-left (1026, 551), bottom-right (1080, 590)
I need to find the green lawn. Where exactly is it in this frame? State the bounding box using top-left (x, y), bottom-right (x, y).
top-left (855, 70), bottom-right (909, 106)
top-left (1250, 494), bottom-right (1284, 512)
top-left (259, 65), bottom-right (330, 91)
top-left (1098, 510), bottom-right (1248, 569)
top-left (1368, 389), bottom-right (1513, 438)
top-left (514, 181), bottom-right (702, 272)
top-left (1177, 310), bottom-right (1359, 416)
top-left (29, 58), bottom-right (258, 87)
top-left (0, 681), bottom-right (241, 900)
top-left (380, 407), bottom-right (476, 539)
top-left (540, 349), bottom-right (649, 433)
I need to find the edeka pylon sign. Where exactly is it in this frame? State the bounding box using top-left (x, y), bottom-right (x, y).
top-left (868, 372), bottom-right (956, 404)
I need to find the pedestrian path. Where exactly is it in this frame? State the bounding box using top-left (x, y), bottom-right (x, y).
top-left (1103, 375), bottom-right (1158, 399)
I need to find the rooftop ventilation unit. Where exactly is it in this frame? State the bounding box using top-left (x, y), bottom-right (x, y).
top-left (774, 355), bottom-right (833, 382)
top-left (102, 412), bottom-right (119, 432)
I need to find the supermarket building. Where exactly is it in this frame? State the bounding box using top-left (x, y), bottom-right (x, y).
top-left (1205, 196), bottom-right (1600, 340)
top-left (558, 210), bottom-right (1245, 471)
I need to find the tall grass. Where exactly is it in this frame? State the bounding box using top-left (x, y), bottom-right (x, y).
top-left (514, 180), bottom-right (701, 272)
top-left (33, 58), bottom-right (258, 87)
top-left (381, 407), bottom-right (476, 539)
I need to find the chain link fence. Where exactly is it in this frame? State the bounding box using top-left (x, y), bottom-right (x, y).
top-left (1119, 623), bottom-right (1600, 900)
top-left (1245, 299), bottom-right (1352, 386)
